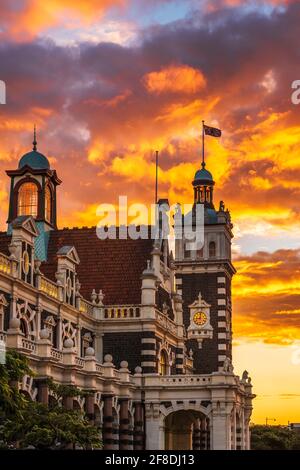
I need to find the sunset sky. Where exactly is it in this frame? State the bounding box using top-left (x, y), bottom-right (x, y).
top-left (0, 0), bottom-right (300, 424)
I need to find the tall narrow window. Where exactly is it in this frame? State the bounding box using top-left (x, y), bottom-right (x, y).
top-left (18, 182), bottom-right (38, 217)
top-left (45, 185), bottom-right (51, 222)
top-left (209, 241), bottom-right (216, 258)
top-left (158, 350), bottom-right (168, 375)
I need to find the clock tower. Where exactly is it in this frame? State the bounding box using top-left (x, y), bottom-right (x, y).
top-left (175, 162), bottom-right (235, 374)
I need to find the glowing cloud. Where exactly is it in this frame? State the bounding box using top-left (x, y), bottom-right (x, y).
top-left (143, 65), bottom-right (206, 95)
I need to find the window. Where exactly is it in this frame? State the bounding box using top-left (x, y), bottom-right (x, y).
top-left (45, 185), bottom-right (52, 222)
top-left (158, 350), bottom-right (168, 375)
top-left (209, 241), bottom-right (216, 258)
top-left (18, 182), bottom-right (38, 217)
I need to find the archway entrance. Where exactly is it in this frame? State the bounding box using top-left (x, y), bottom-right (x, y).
top-left (164, 410), bottom-right (210, 450)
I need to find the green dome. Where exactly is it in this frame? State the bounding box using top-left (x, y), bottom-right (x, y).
top-left (18, 150), bottom-right (50, 170)
top-left (194, 167), bottom-right (213, 181)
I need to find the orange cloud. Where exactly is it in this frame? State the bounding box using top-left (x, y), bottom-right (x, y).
top-left (143, 65), bottom-right (206, 95)
top-left (2, 0), bottom-right (125, 40)
top-left (233, 249), bottom-right (300, 345)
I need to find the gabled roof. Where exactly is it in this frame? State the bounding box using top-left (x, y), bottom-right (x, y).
top-left (57, 245), bottom-right (80, 265)
top-left (11, 215), bottom-right (40, 237)
top-left (41, 227), bottom-right (154, 304)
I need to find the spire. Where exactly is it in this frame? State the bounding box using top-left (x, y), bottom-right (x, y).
top-left (33, 124), bottom-right (37, 151)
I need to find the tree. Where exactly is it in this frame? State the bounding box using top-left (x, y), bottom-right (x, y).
top-left (0, 350), bottom-right (102, 449)
top-left (1, 401), bottom-right (101, 449)
top-left (0, 348), bottom-right (32, 418)
top-left (251, 425), bottom-right (300, 450)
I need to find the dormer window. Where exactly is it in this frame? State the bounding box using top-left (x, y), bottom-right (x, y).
top-left (18, 182), bottom-right (38, 218)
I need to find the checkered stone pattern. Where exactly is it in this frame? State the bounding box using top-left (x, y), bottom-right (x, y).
top-left (176, 271), bottom-right (232, 374)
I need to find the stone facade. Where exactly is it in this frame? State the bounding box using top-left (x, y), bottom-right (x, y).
top-left (0, 138), bottom-right (255, 450)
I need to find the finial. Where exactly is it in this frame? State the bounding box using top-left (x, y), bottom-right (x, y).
top-left (33, 124), bottom-right (37, 151)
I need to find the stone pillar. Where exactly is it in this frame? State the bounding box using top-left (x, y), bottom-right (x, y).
top-left (245, 419), bottom-right (250, 450)
top-left (76, 325), bottom-right (81, 356)
top-left (231, 411), bottom-right (237, 450)
top-left (192, 419), bottom-right (201, 450)
top-left (200, 418), bottom-right (207, 450)
top-left (63, 396), bottom-right (74, 410)
top-left (211, 413), bottom-right (231, 450)
top-left (94, 332), bottom-right (103, 363)
top-left (102, 395), bottom-right (114, 450)
top-left (9, 295), bottom-right (17, 321)
top-left (236, 415), bottom-right (242, 450)
top-left (85, 394), bottom-right (95, 423)
top-left (241, 409), bottom-right (245, 450)
top-left (36, 307), bottom-right (41, 340)
top-left (145, 403), bottom-right (164, 450)
top-left (37, 380), bottom-right (49, 405)
top-left (134, 402), bottom-right (144, 450)
top-left (119, 398), bottom-right (130, 450)
top-left (56, 315), bottom-right (62, 350)
top-left (206, 418), bottom-right (211, 450)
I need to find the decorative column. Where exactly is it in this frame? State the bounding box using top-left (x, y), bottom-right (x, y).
top-left (211, 410), bottom-right (231, 450)
top-left (94, 332), bottom-right (103, 363)
top-left (85, 393), bottom-right (96, 423)
top-left (35, 306), bottom-right (42, 341)
top-left (76, 324), bottom-right (81, 356)
top-left (134, 401), bottom-right (144, 450)
top-left (200, 418), bottom-right (207, 450)
top-left (119, 398), bottom-right (130, 450)
top-left (56, 314), bottom-right (62, 350)
top-left (241, 408), bottom-right (246, 450)
top-left (63, 395), bottom-right (73, 410)
top-left (236, 413), bottom-right (242, 450)
top-left (231, 409), bottom-right (237, 450)
top-left (145, 402), bottom-right (164, 450)
top-left (206, 417), bottom-right (211, 450)
top-left (37, 379), bottom-right (49, 405)
top-left (193, 419), bottom-right (201, 450)
top-left (102, 395), bottom-right (114, 450)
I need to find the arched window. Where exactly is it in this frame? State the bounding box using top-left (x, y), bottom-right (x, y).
top-left (209, 241), bottom-right (216, 258)
top-left (18, 182), bottom-right (38, 217)
top-left (45, 185), bottom-right (52, 222)
top-left (158, 350), bottom-right (168, 376)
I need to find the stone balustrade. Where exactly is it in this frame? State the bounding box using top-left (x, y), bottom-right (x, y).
top-left (104, 305), bottom-right (140, 319)
top-left (79, 298), bottom-right (94, 316)
top-left (0, 253), bottom-right (11, 275)
top-left (155, 309), bottom-right (177, 335)
top-left (21, 337), bottom-right (36, 352)
top-left (39, 276), bottom-right (59, 300)
top-left (50, 348), bottom-right (63, 361)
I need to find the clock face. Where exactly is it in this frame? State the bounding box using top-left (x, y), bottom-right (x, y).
top-left (193, 311), bottom-right (207, 326)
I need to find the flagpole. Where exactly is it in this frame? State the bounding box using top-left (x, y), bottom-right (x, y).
top-left (155, 150), bottom-right (158, 204)
top-left (202, 120), bottom-right (205, 168)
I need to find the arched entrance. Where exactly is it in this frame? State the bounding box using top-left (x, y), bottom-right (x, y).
top-left (164, 410), bottom-right (210, 450)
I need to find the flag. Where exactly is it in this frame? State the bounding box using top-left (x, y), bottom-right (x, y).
top-left (204, 124), bottom-right (222, 137)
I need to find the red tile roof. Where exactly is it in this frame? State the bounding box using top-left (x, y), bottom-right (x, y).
top-left (0, 227), bottom-right (160, 305)
top-left (41, 227), bottom-right (154, 305)
top-left (0, 233), bottom-right (11, 256)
